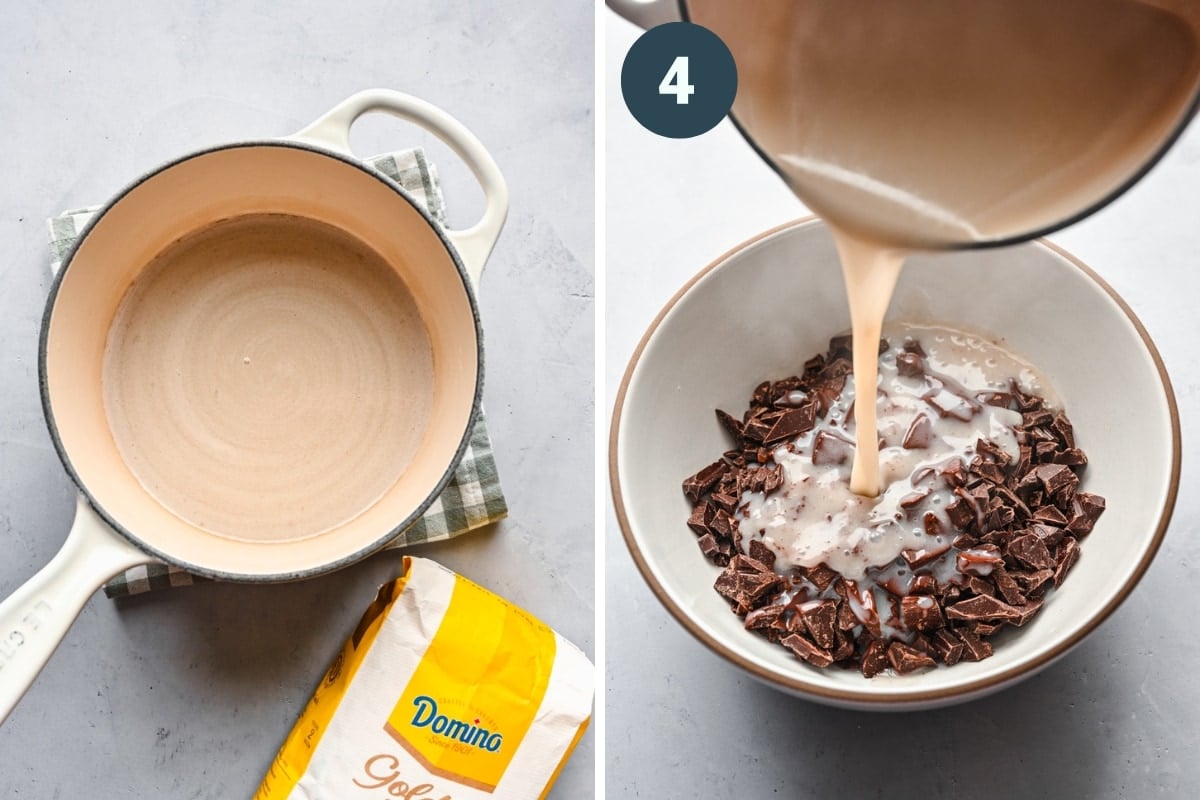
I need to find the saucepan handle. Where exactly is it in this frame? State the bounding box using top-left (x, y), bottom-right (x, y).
top-left (0, 496), bottom-right (151, 724)
top-left (289, 89), bottom-right (510, 289)
top-left (607, 0), bottom-right (681, 29)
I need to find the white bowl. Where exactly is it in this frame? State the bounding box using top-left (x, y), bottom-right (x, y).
top-left (610, 218), bottom-right (1179, 710)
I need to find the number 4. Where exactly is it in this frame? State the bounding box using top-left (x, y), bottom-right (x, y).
top-left (659, 56), bottom-right (695, 105)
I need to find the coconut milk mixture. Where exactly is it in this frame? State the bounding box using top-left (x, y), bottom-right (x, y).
top-left (689, 0), bottom-right (1200, 496)
top-left (738, 323), bottom-right (1056, 580)
top-left (103, 214), bottom-right (433, 542)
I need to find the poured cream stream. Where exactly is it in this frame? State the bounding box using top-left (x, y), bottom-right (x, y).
top-left (689, 0), bottom-right (1200, 497)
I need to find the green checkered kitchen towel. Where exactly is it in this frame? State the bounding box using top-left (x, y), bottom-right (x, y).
top-left (46, 147), bottom-right (507, 598)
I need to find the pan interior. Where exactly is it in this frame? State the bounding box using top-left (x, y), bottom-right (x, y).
top-left (103, 213), bottom-right (434, 543)
top-left (43, 145), bottom-right (479, 578)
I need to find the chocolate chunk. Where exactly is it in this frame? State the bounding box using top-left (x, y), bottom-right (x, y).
top-left (1033, 441), bottom-right (1058, 463)
top-left (1007, 532), bottom-right (1055, 571)
top-left (803, 354), bottom-right (826, 375)
top-left (902, 339), bottom-right (927, 357)
top-left (747, 539), bottom-right (777, 568)
top-left (900, 594), bottom-right (945, 631)
top-left (687, 501), bottom-right (715, 536)
top-left (741, 416), bottom-right (772, 444)
top-left (697, 534), bottom-right (721, 562)
top-left (977, 391), bottom-right (1014, 409)
top-left (709, 509), bottom-right (735, 541)
top-left (683, 461), bottom-right (727, 503)
top-left (763, 403), bottom-right (818, 445)
top-left (763, 463), bottom-right (785, 494)
top-left (1050, 413), bottom-right (1075, 449)
top-left (831, 631), bottom-right (856, 662)
top-left (1053, 538), bottom-right (1080, 587)
top-left (902, 413), bottom-right (933, 450)
top-left (955, 629), bottom-right (994, 661)
top-left (836, 601), bottom-right (859, 631)
top-left (1033, 463), bottom-right (1078, 496)
top-left (909, 574), bottom-right (937, 595)
top-left (744, 604), bottom-right (785, 631)
top-left (710, 491), bottom-right (738, 514)
top-left (902, 539), bottom-right (951, 569)
top-left (946, 594), bottom-right (1021, 622)
top-left (970, 621), bottom-right (1005, 637)
top-left (896, 351), bottom-right (925, 378)
top-left (804, 563), bottom-right (839, 592)
top-left (1053, 448), bottom-right (1088, 467)
top-left (921, 512), bottom-right (946, 538)
top-left (992, 567), bottom-right (1026, 606)
top-left (946, 499), bottom-right (975, 531)
top-left (939, 458), bottom-right (968, 488)
top-left (1012, 568), bottom-right (1055, 596)
top-left (963, 575), bottom-right (995, 597)
top-left (971, 461), bottom-right (1006, 486)
top-left (899, 488), bottom-right (931, 510)
top-left (1010, 596), bottom-right (1045, 627)
top-left (751, 381), bottom-right (772, 405)
top-left (714, 558), bottom-right (784, 613)
top-left (975, 438), bottom-right (1012, 467)
top-left (860, 638), bottom-right (890, 678)
top-left (812, 430), bottom-right (855, 466)
top-left (716, 409), bottom-right (743, 442)
top-left (800, 600), bottom-right (839, 650)
top-left (887, 642), bottom-right (937, 674)
top-left (952, 534), bottom-right (980, 550)
top-left (909, 632), bottom-right (938, 658)
top-left (1066, 492), bottom-right (1105, 536)
top-left (931, 629), bottom-right (965, 666)
top-left (1022, 409), bottom-right (1053, 428)
top-left (835, 579), bottom-right (881, 637)
top-left (782, 634), bottom-right (834, 668)
top-left (1033, 505), bottom-right (1070, 526)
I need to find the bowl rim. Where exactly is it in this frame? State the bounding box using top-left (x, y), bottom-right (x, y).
top-left (609, 216), bottom-right (1181, 704)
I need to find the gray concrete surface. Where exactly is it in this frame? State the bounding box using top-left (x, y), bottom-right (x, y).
top-left (0, 2), bottom-right (594, 797)
top-left (606, 11), bottom-right (1200, 799)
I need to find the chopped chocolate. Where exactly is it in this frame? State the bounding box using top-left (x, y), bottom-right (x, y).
top-left (992, 567), bottom-right (1026, 606)
top-left (896, 350), bottom-right (925, 378)
top-left (697, 534), bottom-right (721, 562)
top-left (931, 629), bottom-right (965, 666)
top-left (782, 634), bottom-right (834, 668)
top-left (800, 600), bottom-right (839, 649)
top-left (900, 594), bottom-right (944, 631)
top-left (836, 601), bottom-right (859, 631)
top-left (902, 540), bottom-right (951, 569)
top-left (764, 403), bottom-right (818, 445)
top-left (956, 629), bottom-right (994, 661)
top-left (909, 574), bottom-right (937, 595)
top-left (946, 498), bottom-right (975, 531)
top-left (899, 488), bottom-right (931, 509)
top-left (804, 563), bottom-right (839, 592)
top-left (812, 430), bottom-right (854, 466)
top-left (1066, 492), bottom-right (1106, 536)
top-left (946, 594), bottom-right (1022, 623)
top-left (1050, 413), bottom-right (1075, 449)
top-left (887, 642), bottom-right (937, 674)
top-left (1012, 568), bottom-right (1055, 596)
top-left (744, 604), bottom-right (784, 631)
top-left (1010, 596), bottom-right (1045, 627)
top-left (715, 408), bottom-right (743, 441)
top-left (682, 461), bottom-right (727, 503)
top-left (684, 334), bottom-right (1103, 678)
top-left (902, 413), bottom-right (933, 449)
top-left (1007, 533), bottom-right (1055, 571)
top-left (957, 545), bottom-right (1003, 576)
top-left (747, 539), bottom-right (777, 568)
top-left (1053, 538), bottom-right (1080, 587)
top-left (860, 638), bottom-right (890, 678)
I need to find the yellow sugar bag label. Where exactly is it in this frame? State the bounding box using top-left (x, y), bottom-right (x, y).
top-left (255, 557), bottom-right (593, 799)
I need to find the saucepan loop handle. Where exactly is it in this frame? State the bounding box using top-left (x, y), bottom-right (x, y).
top-left (289, 89), bottom-right (509, 289)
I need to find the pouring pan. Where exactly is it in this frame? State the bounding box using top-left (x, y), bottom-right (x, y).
top-left (0, 89), bottom-right (508, 722)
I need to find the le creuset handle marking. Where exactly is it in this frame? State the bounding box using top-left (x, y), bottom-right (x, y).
top-left (0, 496), bottom-right (152, 724)
top-left (606, 0), bottom-right (680, 29)
top-left (289, 89), bottom-right (509, 289)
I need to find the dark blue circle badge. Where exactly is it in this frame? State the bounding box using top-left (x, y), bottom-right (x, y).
top-left (620, 22), bottom-right (738, 139)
